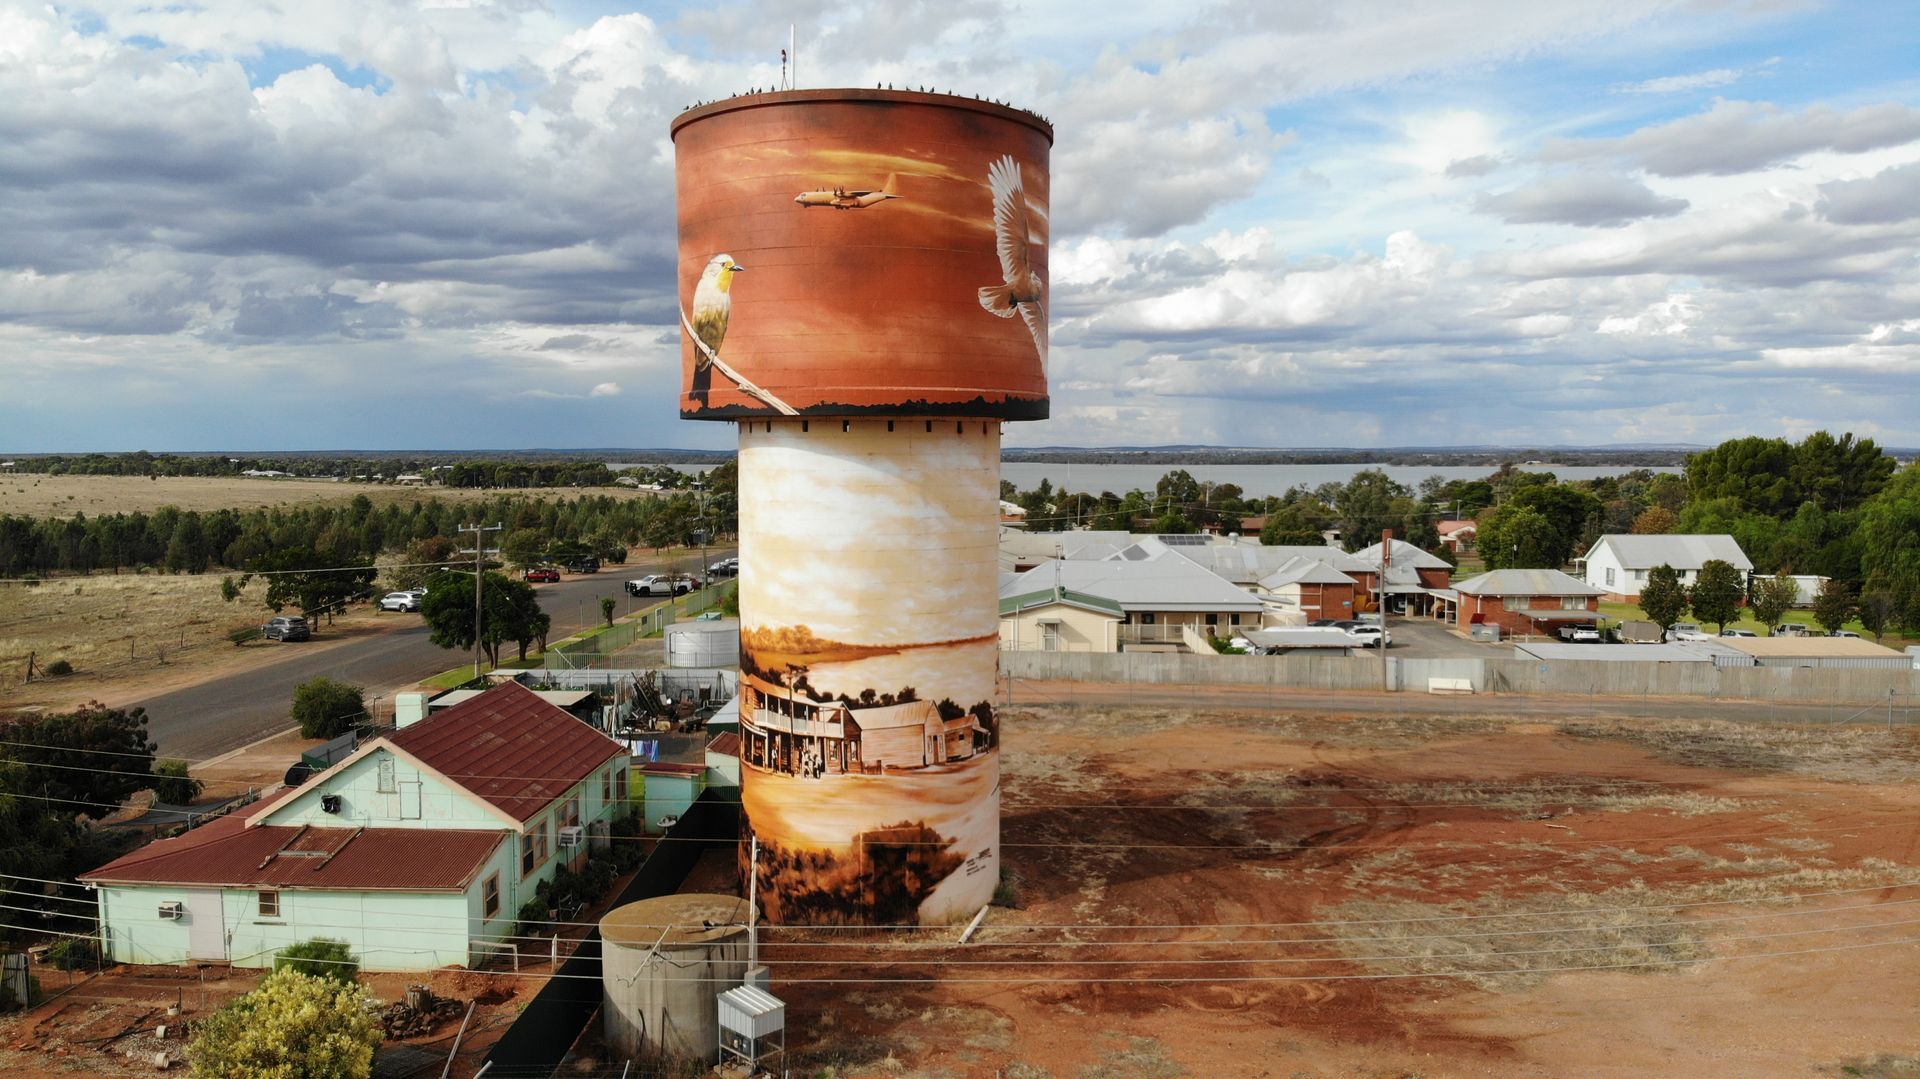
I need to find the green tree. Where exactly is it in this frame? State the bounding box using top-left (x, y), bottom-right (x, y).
top-left (1476, 504), bottom-right (1557, 569)
top-left (1750, 571), bottom-right (1800, 634)
top-left (152, 759), bottom-right (202, 805)
top-left (291, 678), bottom-right (365, 740)
top-left (1334, 470), bottom-right (1410, 551)
top-left (1857, 465), bottom-right (1920, 616)
top-left (232, 548), bottom-right (377, 624)
top-left (1688, 559), bottom-right (1744, 631)
top-left (1858, 588), bottom-right (1896, 639)
top-left (1639, 564), bottom-right (1690, 631)
top-left (1507, 483), bottom-right (1603, 567)
top-left (389, 535), bottom-right (461, 591)
top-left (1150, 509), bottom-right (1196, 534)
top-left (1811, 578), bottom-right (1855, 635)
top-left (187, 967), bottom-right (381, 1079)
top-left (1154, 469), bottom-right (1201, 507)
top-left (0, 703), bottom-right (157, 819)
top-left (1259, 506), bottom-right (1324, 546)
top-left (273, 938), bottom-right (359, 985)
top-left (163, 514), bottom-right (210, 574)
top-left (599, 596), bottom-right (616, 627)
top-left (420, 571), bottom-right (551, 666)
top-left (1631, 506), bottom-right (1677, 534)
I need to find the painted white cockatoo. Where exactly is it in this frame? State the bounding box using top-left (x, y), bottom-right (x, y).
top-left (976, 155), bottom-right (1047, 369)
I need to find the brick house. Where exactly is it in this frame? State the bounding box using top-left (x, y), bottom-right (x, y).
top-left (1452, 568), bottom-right (1603, 637)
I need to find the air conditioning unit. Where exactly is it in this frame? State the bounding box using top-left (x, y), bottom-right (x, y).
top-left (321, 794), bottom-right (342, 814)
top-left (157, 902), bottom-right (183, 921)
top-left (557, 825), bottom-right (584, 849)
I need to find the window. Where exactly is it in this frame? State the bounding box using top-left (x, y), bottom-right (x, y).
top-left (521, 831), bottom-right (536, 875)
top-left (258, 890), bottom-right (280, 919)
top-left (377, 755), bottom-right (396, 793)
top-left (616, 769), bottom-right (628, 805)
top-left (1634, 569), bottom-right (1647, 581)
top-left (1604, 567), bottom-right (1615, 587)
top-left (1141, 612), bottom-right (1157, 625)
top-left (1505, 596), bottom-right (1532, 609)
top-left (483, 874), bottom-right (500, 919)
top-left (563, 796), bottom-right (581, 828)
top-left (1229, 613), bottom-right (1242, 626)
top-left (601, 770), bottom-right (611, 804)
top-left (1204, 612), bottom-right (1218, 626)
top-left (1040, 622), bottom-right (1060, 651)
top-left (1562, 596), bottom-right (1588, 610)
top-left (538, 817), bottom-right (552, 864)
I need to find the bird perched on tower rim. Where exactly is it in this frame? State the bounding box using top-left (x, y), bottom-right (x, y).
top-left (688, 253), bottom-right (744, 406)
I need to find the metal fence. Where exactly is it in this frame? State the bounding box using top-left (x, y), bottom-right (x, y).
top-left (544, 585), bottom-right (734, 670)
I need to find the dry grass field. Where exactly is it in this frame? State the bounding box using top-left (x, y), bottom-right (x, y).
top-left (756, 704), bottom-right (1920, 1078)
top-left (0, 472), bottom-right (662, 518)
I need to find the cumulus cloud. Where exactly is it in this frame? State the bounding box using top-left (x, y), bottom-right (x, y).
top-left (1544, 99), bottom-right (1920, 176)
top-left (1816, 162), bottom-right (1920, 225)
top-left (590, 381), bottom-right (622, 397)
top-left (1616, 68), bottom-right (1743, 94)
top-left (1474, 172), bottom-right (1690, 227)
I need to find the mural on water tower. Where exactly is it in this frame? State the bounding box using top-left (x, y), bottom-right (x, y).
top-left (672, 89), bottom-right (1050, 924)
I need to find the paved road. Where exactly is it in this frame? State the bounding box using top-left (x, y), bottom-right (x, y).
top-left (135, 548), bottom-right (733, 761)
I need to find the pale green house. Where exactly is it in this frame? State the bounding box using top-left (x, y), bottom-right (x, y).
top-left (83, 683), bottom-right (631, 971)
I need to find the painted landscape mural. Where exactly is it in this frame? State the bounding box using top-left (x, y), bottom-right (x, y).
top-left (735, 421), bottom-right (1002, 924)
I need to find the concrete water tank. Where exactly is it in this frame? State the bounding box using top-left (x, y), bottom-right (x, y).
top-left (600, 893), bottom-right (750, 1063)
top-left (665, 618), bottom-right (739, 668)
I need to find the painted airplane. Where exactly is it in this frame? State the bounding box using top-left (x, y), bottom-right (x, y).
top-left (794, 174), bottom-right (901, 209)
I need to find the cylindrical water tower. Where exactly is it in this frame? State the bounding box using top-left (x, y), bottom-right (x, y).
top-left (671, 90), bottom-right (1050, 925)
top-left (600, 894), bottom-right (751, 1062)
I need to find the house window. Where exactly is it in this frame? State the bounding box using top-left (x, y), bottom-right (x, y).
top-left (483, 874), bottom-right (500, 919)
top-left (1604, 567), bottom-right (1615, 587)
top-left (1140, 612), bottom-right (1157, 625)
top-left (521, 831), bottom-right (536, 875)
top-left (1040, 622), bottom-right (1060, 651)
top-left (538, 818), bottom-right (552, 864)
top-left (1229, 613), bottom-right (1242, 626)
top-left (377, 755), bottom-right (396, 793)
top-left (1505, 596), bottom-right (1531, 609)
top-left (1204, 613), bottom-right (1218, 626)
top-left (563, 796), bottom-right (581, 829)
top-left (616, 769), bottom-right (628, 805)
top-left (258, 890), bottom-right (280, 919)
top-left (1636, 569), bottom-right (1648, 581)
top-left (1562, 597), bottom-right (1588, 609)
top-left (601, 770), bottom-right (611, 804)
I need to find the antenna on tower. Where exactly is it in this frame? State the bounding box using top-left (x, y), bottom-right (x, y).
top-left (787, 24), bottom-right (797, 89)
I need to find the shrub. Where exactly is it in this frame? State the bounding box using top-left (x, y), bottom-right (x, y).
top-left (516, 896), bottom-right (550, 934)
top-left (273, 938), bottom-right (359, 984)
top-left (44, 936), bottom-right (99, 971)
top-left (291, 678), bottom-right (365, 739)
top-left (152, 759), bottom-right (202, 805)
top-left (188, 968), bottom-right (381, 1079)
top-left (43, 658), bottom-right (73, 677)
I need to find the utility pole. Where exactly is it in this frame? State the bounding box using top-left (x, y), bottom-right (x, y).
top-left (1379, 528), bottom-right (1392, 692)
top-left (458, 523), bottom-right (502, 680)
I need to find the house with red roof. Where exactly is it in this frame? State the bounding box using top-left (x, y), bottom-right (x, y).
top-left (82, 682), bottom-right (629, 971)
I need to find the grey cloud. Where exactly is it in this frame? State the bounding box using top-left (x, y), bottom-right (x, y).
top-left (1474, 172), bottom-right (1689, 227)
top-left (1445, 154), bottom-right (1502, 178)
top-left (1817, 162), bottom-right (1920, 225)
top-left (1544, 100), bottom-right (1920, 176)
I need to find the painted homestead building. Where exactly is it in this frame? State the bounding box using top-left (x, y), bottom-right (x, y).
top-left (1580, 534), bottom-right (1753, 601)
top-left (83, 683), bottom-right (629, 971)
top-left (1452, 568), bottom-right (1604, 638)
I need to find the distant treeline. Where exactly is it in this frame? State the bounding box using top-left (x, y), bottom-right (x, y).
top-left (999, 448), bottom-right (1691, 467)
top-left (0, 462), bottom-right (737, 578)
top-left (0, 451), bottom-right (729, 481)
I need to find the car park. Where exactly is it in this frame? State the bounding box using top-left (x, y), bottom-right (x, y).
top-left (377, 591), bottom-right (420, 612)
top-left (261, 615), bottom-right (311, 641)
top-left (524, 567), bottom-right (561, 583)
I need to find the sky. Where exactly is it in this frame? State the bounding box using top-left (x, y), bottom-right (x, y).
top-left (3, 0), bottom-right (1919, 452)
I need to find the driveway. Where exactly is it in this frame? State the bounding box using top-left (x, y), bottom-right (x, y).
top-left (1379, 616), bottom-right (1490, 659)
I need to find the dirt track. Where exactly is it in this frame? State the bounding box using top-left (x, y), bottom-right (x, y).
top-left (764, 703), bottom-right (1920, 1077)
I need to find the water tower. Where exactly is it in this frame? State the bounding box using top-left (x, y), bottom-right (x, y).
top-left (671, 89), bottom-right (1051, 924)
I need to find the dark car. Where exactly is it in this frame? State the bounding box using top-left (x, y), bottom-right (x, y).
top-left (565, 557), bottom-right (600, 574)
top-left (524, 567), bottom-right (561, 583)
top-left (262, 615), bottom-right (311, 642)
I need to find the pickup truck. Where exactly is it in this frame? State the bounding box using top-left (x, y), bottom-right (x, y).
top-left (625, 574), bottom-right (697, 597)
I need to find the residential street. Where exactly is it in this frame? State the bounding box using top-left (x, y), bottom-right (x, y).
top-left (134, 547), bottom-right (731, 761)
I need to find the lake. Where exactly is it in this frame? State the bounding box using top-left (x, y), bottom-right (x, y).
top-left (613, 460), bottom-right (1678, 499)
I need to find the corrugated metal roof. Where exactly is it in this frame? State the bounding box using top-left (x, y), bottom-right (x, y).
top-left (82, 819), bottom-right (502, 890)
top-left (1515, 643), bottom-right (1722, 663)
top-left (1715, 637), bottom-right (1908, 659)
top-left (998, 586), bottom-right (1124, 617)
top-left (1001, 558), bottom-right (1266, 612)
top-left (1351, 538), bottom-right (1452, 570)
top-left (719, 984), bottom-right (785, 1037)
top-left (1259, 556), bottom-right (1356, 588)
top-left (1453, 568), bottom-right (1605, 596)
top-left (389, 682), bottom-right (626, 822)
top-left (706, 731), bottom-right (742, 756)
top-left (1587, 534), bottom-right (1754, 571)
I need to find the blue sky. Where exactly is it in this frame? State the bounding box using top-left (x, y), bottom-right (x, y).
top-left (3, 1), bottom-right (1918, 452)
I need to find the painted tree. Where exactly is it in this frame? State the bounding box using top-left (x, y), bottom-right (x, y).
top-left (1688, 559), bottom-right (1745, 631)
top-left (1750, 571), bottom-right (1800, 634)
top-left (1811, 578), bottom-right (1855, 635)
top-left (187, 967), bottom-right (381, 1079)
top-left (1638, 564), bottom-right (1689, 632)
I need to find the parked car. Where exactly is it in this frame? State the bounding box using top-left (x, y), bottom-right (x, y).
top-left (1774, 623), bottom-right (1811, 637)
top-left (1829, 629), bottom-right (1862, 638)
top-left (626, 574), bottom-right (694, 597)
top-left (261, 615), bottom-right (311, 642)
top-left (708, 558), bottom-right (739, 577)
top-left (1566, 626), bottom-right (1602, 643)
top-left (1665, 622), bottom-right (1712, 642)
top-left (524, 567), bottom-right (561, 583)
top-left (1719, 628), bottom-right (1757, 638)
top-left (1344, 625), bottom-right (1391, 648)
top-left (404, 587), bottom-right (429, 598)
top-left (377, 591), bottom-right (421, 612)
top-left (1306, 619), bottom-right (1343, 627)
top-left (565, 557), bottom-right (601, 574)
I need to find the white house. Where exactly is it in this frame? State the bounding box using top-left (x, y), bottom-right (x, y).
top-left (1580, 534), bottom-right (1754, 601)
top-left (83, 683), bottom-right (630, 971)
top-left (998, 551), bottom-right (1267, 651)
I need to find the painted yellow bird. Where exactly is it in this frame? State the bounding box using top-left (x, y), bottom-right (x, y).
top-left (688, 253), bottom-right (744, 406)
top-left (977, 155), bottom-right (1047, 369)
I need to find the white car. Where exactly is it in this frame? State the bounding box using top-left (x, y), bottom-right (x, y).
top-left (1665, 623), bottom-right (1712, 642)
top-left (378, 591), bottom-right (421, 612)
top-left (1719, 628), bottom-right (1757, 638)
top-left (1829, 629), bottom-right (1862, 638)
top-left (1344, 625), bottom-right (1391, 648)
